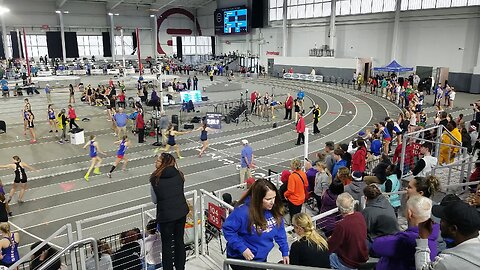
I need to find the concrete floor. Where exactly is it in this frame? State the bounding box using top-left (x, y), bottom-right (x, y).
top-left (0, 73), bottom-right (473, 266)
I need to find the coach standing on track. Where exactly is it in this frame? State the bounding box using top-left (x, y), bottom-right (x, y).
top-left (284, 93), bottom-right (293, 120)
top-left (239, 139), bottom-right (254, 185)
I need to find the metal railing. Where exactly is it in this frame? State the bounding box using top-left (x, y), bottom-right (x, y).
top-left (214, 172), bottom-right (282, 204)
top-left (399, 124), bottom-right (470, 182)
top-left (224, 258), bottom-right (330, 270)
top-left (75, 190), bottom-right (199, 270)
top-left (38, 238), bottom-right (98, 270)
top-left (200, 189), bottom-right (235, 268)
top-left (9, 224), bottom-right (75, 270)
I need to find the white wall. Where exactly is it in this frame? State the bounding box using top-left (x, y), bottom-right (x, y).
top-left (216, 6), bottom-right (480, 74)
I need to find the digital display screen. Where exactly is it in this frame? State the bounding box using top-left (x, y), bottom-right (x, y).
top-left (206, 112), bottom-right (223, 129)
top-left (214, 6), bottom-right (249, 35)
top-left (180, 90), bottom-right (202, 103)
top-left (223, 9), bottom-right (247, 34)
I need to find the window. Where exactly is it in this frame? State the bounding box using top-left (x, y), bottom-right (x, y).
top-left (173, 36), bottom-right (212, 55)
top-left (408, 0), bottom-right (422, 9)
top-left (361, 0), bottom-right (373, 13)
top-left (25, 35), bottom-right (48, 58)
top-left (115, 35), bottom-right (134, 56)
top-left (77, 35), bottom-right (103, 57)
top-left (269, 0), bottom-right (478, 21)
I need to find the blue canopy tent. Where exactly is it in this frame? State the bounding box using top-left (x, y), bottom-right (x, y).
top-left (373, 60), bottom-right (413, 73)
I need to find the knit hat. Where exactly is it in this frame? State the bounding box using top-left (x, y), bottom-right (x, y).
top-left (241, 139), bottom-right (249, 145)
top-left (280, 170), bottom-right (291, 184)
top-left (352, 171), bottom-right (363, 182)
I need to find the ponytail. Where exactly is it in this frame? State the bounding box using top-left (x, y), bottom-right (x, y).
top-left (414, 175), bottom-right (441, 198)
top-left (292, 213), bottom-right (328, 251)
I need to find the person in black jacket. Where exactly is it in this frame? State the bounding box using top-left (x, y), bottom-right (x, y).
top-left (150, 153), bottom-right (188, 270)
top-left (290, 213), bottom-right (330, 268)
top-left (112, 230), bottom-right (141, 270)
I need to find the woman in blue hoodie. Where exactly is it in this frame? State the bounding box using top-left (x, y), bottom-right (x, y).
top-left (222, 178), bottom-right (289, 269)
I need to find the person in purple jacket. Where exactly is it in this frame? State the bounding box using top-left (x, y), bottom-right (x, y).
top-left (372, 195), bottom-right (439, 270)
top-left (305, 160), bottom-right (318, 193)
top-left (318, 179), bottom-right (344, 237)
top-left (222, 179), bottom-right (289, 269)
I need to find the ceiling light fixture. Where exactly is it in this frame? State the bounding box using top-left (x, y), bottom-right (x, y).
top-left (108, 12), bottom-right (113, 16)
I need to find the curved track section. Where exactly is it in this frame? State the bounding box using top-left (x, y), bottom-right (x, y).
top-left (1, 76), bottom-right (397, 254)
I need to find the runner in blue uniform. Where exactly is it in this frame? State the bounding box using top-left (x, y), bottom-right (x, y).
top-left (83, 135), bottom-right (106, 181)
top-left (22, 99), bottom-right (31, 136)
top-left (155, 123), bottom-right (190, 159)
top-left (0, 223), bottom-right (20, 267)
top-left (47, 104), bottom-right (58, 133)
top-left (107, 136), bottom-right (131, 178)
top-left (196, 123), bottom-right (215, 157)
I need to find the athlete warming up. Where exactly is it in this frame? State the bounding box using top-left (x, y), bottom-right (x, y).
top-left (0, 156), bottom-right (35, 204)
top-left (47, 104), bottom-right (58, 133)
top-left (155, 124), bottom-right (191, 159)
top-left (83, 135), bottom-right (107, 181)
top-left (22, 98), bottom-right (31, 136)
top-left (196, 123), bottom-right (215, 157)
top-left (107, 135), bottom-right (131, 178)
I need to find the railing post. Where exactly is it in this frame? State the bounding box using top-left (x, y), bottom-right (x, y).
top-left (66, 224), bottom-right (78, 270)
top-left (76, 221), bottom-right (87, 270)
top-left (276, 174), bottom-right (281, 190)
top-left (434, 126), bottom-right (442, 158)
top-left (400, 134), bottom-right (407, 178)
top-left (141, 206), bottom-right (147, 270)
top-left (200, 191), bottom-right (206, 256)
top-left (304, 127), bottom-right (309, 168)
top-left (192, 190), bottom-right (199, 259)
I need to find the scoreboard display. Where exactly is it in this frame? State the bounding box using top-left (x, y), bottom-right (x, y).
top-left (214, 6), bottom-right (249, 35)
top-left (223, 9), bottom-right (247, 34)
top-left (206, 112), bottom-right (223, 129)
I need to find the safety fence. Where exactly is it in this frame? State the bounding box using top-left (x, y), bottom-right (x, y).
top-left (399, 124), bottom-right (472, 185)
top-left (12, 176), bottom-right (479, 270)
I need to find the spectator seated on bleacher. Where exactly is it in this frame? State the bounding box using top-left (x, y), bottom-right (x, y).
top-left (328, 193), bottom-right (369, 269)
top-left (112, 230), bottom-right (142, 270)
top-left (290, 213), bottom-right (331, 268)
top-left (372, 195), bottom-right (438, 270)
top-left (415, 200), bottom-right (480, 269)
top-left (364, 154), bottom-right (392, 185)
top-left (85, 240), bottom-right (113, 270)
top-left (319, 179), bottom-right (344, 237)
top-left (379, 165), bottom-right (402, 214)
top-left (30, 242), bottom-right (66, 270)
top-left (362, 185), bottom-right (399, 249)
top-left (143, 220), bottom-right (163, 270)
top-left (344, 171), bottom-right (366, 204)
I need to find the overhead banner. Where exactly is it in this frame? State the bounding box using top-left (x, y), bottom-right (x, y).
top-left (283, 73), bottom-right (323, 82)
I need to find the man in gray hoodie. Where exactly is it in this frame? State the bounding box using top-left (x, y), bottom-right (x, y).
top-left (344, 171), bottom-right (367, 206)
top-left (416, 201), bottom-right (480, 270)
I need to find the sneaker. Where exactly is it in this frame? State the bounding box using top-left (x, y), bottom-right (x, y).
top-left (84, 174), bottom-right (89, 181)
top-left (93, 168), bottom-right (101, 175)
top-left (177, 156), bottom-right (184, 159)
top-left (56, 130), bottom-right (58, 133)
top-left (107, 173), bottom-right (112, 178)
top-left (58, 141), bottom-right (64, 144)
top-left (49, 130), bottom-right (53, 133)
